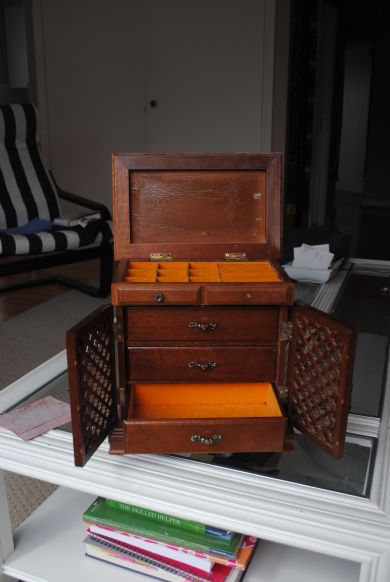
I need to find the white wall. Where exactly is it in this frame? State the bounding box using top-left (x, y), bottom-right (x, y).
top-left (31, 0), bottom-right (280, 209)
top-left (143, 0), bottom-right (274, 153)
top-left (33, 0), bottom-right (146, 207)
top-left (4, 3), bottom-right (28, 88)
top-left (271, 0), bottom-right (290, 155)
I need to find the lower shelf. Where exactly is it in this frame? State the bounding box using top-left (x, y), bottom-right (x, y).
top-left (3, 488), bottom-right (145, 582)
top-left (2, 487), bottom-right (361, 582)
top-left (243, 541), bottom-right (360, 582)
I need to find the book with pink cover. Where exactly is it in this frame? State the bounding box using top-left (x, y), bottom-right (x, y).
top-left (88, 524), bottom-right (256, 572)
top-left (88, 524), bottom-right (214, 572)
top-left (85, 532), bottom-right (233, 582)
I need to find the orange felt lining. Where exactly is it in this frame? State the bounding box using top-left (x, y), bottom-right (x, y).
top-left (190, 269), bottom-right (218, 277)
top-left (128, 261), bottom-right (157, 269)
top-left (124, 261), bottom-right (281, 283)
top-left (127, 269), bottom-right (158, 275)
top-left (220, 274), bottom-right (280, 282)
top-left (157, 276), bottom-right (189, 282)
top-left (131, 383), bottom-right (282, 419)
top-left (158, 262), bottom-right (193, 269)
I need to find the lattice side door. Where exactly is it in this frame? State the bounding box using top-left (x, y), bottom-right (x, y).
top-left (287, 304), bottom-right (356, 459)
top-left (66, 304), bottom-right (118, 466)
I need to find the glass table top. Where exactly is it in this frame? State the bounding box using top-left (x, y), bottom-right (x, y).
top-left (332, 273), bottom-right (390, 417)
top-left (2, 266), bottom-right (388, 499)
top-left (6, 366), bottom-right (376, 499)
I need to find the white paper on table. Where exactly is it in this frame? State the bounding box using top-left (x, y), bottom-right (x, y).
top-left (292, 244), bottom-right (334, 269)
top-left (0, 396), bottom-right (71, 440)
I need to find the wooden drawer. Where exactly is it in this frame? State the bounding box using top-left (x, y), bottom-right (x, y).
top-left (112, 284), bottom-right (201, 305)
top-left (127, 346), bottom-right (277, 382)
top-left (109, 383), bottom-right (287, 454)
top-left (126, 307), bottom-right (280, 342)
top-left (204, 284), bottom-right (293, 305)
top-left (119, 417), bottom-right (287, 454)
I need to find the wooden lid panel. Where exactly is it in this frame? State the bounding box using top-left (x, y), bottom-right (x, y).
top-left (130, 170), bottom-right (266, 245)
top-left (113, 153), bottom-right (281, 260)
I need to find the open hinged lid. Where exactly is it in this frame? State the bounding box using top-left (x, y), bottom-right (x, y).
top-left (287, 304), bottom-right (356, 459)
top-left (112, 153), bottom-right (282, 261)
top-left (66, 305), bottom-right (118, 466)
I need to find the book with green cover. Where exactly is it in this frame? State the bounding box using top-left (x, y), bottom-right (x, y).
top-left (105, 498), bottom-right (234, 540)
top-left (83, 497), bottom-right (243, 558)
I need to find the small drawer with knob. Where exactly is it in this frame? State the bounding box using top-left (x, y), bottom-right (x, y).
top-left (112, 285), bottom-right (201, 306)
top-left (204, 284), bottom-right (293, 305)
top-left (126, 307), bottom-right (280, 342)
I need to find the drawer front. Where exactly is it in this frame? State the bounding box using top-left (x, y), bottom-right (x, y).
top-left (126, 307), bottom-right (280, 342)
top-left (128, 346), bottom-right (277, 381)
top-left (112, 284), bottom-right (201, 306)
top-left (118, 417), bottom-right (287, 454)
top-left (204, 284), bottom-right (292, 305)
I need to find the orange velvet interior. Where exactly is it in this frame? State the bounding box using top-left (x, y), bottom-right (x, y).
top-left (125, 261), bottom-right (281, 283)
top-left (130, 383), bottom-right (282, 419)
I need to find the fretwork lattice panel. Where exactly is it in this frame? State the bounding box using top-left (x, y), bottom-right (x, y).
top-left (288, 306), bottom-right (353, 457)
top-left (76, 308), bottom-right (117, 460)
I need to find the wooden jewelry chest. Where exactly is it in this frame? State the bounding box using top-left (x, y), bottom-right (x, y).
top-left (67, 153), bottom-right (356, 467)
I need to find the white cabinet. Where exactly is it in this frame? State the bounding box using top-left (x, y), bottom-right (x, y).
top-left (2, 488), bottom-right (362, 582)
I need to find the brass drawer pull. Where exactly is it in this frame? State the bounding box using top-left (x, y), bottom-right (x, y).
top-left (188, 361), bottom-right (217, 371)
top-left (191, 434), bottom-right (222, 446)
top-left (187, 321), bottom-right (219, 331)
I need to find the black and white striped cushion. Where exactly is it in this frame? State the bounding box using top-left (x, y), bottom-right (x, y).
top-left (0, 103), bottom-right (61, 230)
top-left (0, 220), bottom-right (113, 257)
top-left (0, 103), bottom-right (113, 257)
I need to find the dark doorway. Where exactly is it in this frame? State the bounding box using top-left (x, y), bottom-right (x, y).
top-left (284, 0), bottom-right (389, 261)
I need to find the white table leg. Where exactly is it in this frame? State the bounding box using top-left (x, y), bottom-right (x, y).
top-left (0, 470), bottom-right (14, 581)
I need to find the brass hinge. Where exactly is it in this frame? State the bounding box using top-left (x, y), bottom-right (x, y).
top-left (281, 321), bottom-right (293, 341)
top-left (277, 385), bottom-right (289, 403)
top-left (117, 386), bottom-right (125, 420)
top-left (113, 319), bottom-right (123, 341)
top-left (150, 252), bottom-right (172, 262)
top-left (224, 252), bottom-right (247, 261)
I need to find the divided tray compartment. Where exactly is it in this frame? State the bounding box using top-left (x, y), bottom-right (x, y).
top-left (124, 261), bottom-right (281, 284)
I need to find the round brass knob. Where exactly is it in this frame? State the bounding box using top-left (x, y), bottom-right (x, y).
top-left (154, 293), bottom-right (165, 302)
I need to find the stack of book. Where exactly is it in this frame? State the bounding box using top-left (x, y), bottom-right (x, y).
top-left (82, 497), bottom-right (257, 581)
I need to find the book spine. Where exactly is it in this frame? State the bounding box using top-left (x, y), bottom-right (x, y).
top-left (205, 525), bottom-right (233, 540)
top-left (105, 499), bottom-right (232, 540)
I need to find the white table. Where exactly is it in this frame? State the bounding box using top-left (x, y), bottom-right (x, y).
top-left (1, 258), bottom-right (390, 582)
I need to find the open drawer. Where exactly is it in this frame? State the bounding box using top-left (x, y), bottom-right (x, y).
top-left (111, 382), bottom-right (287, 454)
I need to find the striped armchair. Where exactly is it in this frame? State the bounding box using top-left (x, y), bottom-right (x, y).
top-left (0, 103), bottom-right (113, 297)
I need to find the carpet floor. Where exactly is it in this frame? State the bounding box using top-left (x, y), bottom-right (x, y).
top-left (1, 288), bottom-right (107, 529)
